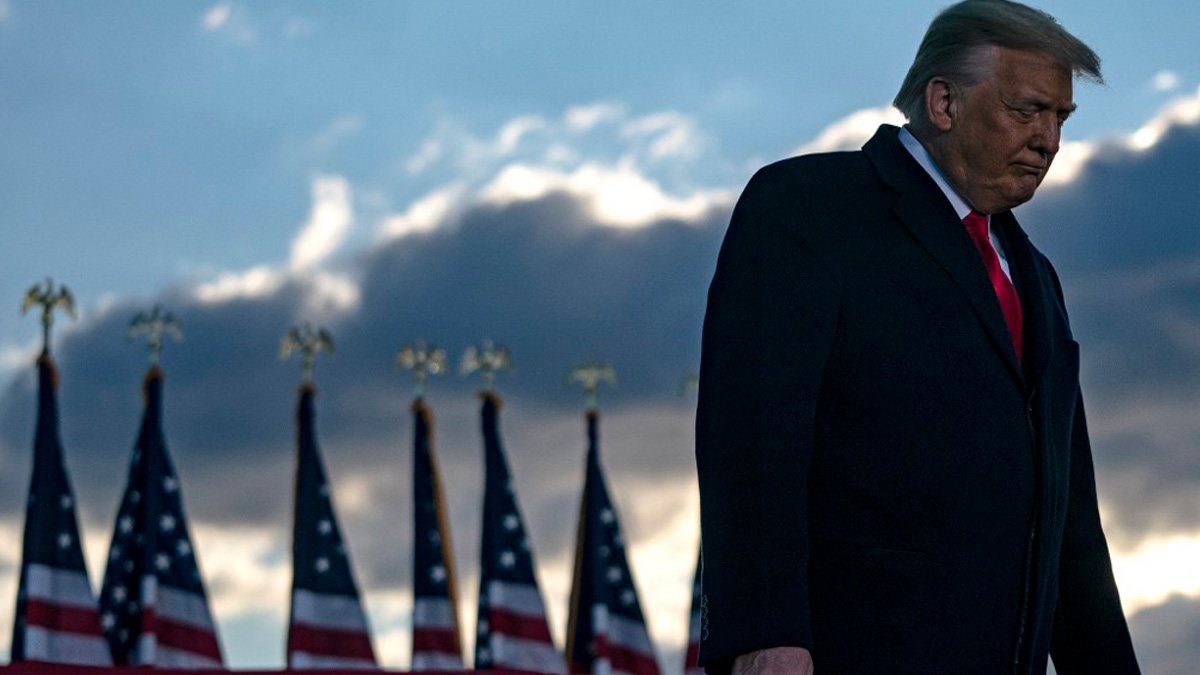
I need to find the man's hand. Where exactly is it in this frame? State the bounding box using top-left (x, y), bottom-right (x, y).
top-left (732, 647), bottom-right (814, 675)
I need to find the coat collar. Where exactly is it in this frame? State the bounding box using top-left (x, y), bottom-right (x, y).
top-left (863, 124), bottom-right (1055, 393)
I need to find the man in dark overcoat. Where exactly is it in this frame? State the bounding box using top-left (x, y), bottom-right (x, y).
top-left (695, 1), bottom-right (1141, 673)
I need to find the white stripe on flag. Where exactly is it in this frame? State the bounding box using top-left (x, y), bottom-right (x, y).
top-left (291, 588), bottom-right (370, 632)
top-left (24, 564), bottom-right (98, 609)
top-left (291, 651), bottom-right (379, 669)
top-left (157, 583), bottom-right (217, 632)
top-left (491, 633), bottom-right (566, 674)
top-left (413, 597), bottom-right (456, 630)
top-left (413, 652), bottom-right (464, 671)
top-left (486, 579), bottom-right (550, 619)
top-left (598, 605), bottom-right (656, 655)
top-left (23, 626), bottom-right (112, 666)
top-left (149, 642), bottom-right (223, 669)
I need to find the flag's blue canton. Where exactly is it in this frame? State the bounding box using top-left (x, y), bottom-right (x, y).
top-left (475, 393), bottom-right (550, 669)
top-left (567, 411), bottom-right (659, 675)
top-left (411, 399), bottom-right (463, 665)
top-left (11, 356), bottom-right (105, 661)
top-left (99, 368), bottom-right (220, 664)
top-left (290, 385), bottom-right (369, 598)
top-left (412, 402), bottom-right (456, 604)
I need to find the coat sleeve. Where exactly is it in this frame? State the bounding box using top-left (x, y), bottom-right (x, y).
top-left (1047, 265), bottom-right (1141, 673)
top-left (695, 162), bottom-right (839, 674)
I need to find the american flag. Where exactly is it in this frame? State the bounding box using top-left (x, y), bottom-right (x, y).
top-left (566, 411), bottom-right (661, 675)
top-left (11, 355), bottom-right (111, 666)
top-left (474, 393), bottom-right (564, 673)
top-left (684, 552), bottom-right (702, 675)
top-left (411, 399), bottom-right (464, 670)
top-left (287, 384), bottom-right (378, 670)
top-left (99, 367), bottom-right (222, 668)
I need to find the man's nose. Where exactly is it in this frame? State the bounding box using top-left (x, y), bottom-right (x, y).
top-left (1031, 115), bottom-right (1061, 159)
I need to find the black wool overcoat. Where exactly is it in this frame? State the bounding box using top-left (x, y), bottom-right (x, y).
top-left (695, 125), bottom-right (1140, 675)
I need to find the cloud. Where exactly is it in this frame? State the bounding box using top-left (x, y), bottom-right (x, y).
top-left (793, 104), bottom-right (906, 156)
top-left (200, 1), bottom-right (254, 44)
top-left (565, 102), bottom-right (627, 133)
top-left (1127, 84), bottom-right (1200, 151)
top-left (289, 174), bottom-right (354, 272)
top-left (202, 2), bottom-right (231, 30)
top-left (495, 115), bottom-right (548, 156)
top-left (376, 183), bottom-right (465, 240)
top-left (404, 138), bottom-right (444, 175)
top-left (621, 112), bottom-right (706, 161)
top-left (479, 160), bottom-right (734, 228)
top-left (309, 114), bottom-right (364, 154)
top-left (1127, 594), bottom-right (1200, 675)
top-left (0, 0), bottom-right (11, 24)
top-left (387, 105), bottom-right (736, 235)
top-left (1151, 70), bottom-right (1181, 93)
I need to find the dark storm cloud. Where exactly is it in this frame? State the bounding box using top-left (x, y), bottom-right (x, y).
top-left (0, 190), bottom-right (722, 604)
top-left (1128, 594), bottom-right (1200, 675)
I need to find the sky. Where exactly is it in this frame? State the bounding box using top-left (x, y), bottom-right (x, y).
top-left (1, 1), bottom-right (1199, 672)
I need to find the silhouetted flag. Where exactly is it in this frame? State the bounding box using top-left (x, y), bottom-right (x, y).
top-left (411, 400), bottom-right (464, 669)
top-left (287, 384), bottom-right (378, 670)
top-left (99, 367), bottom-right (222, 668)
top-left (566, 411), bottom-right (661, 675)
top-left (684, 552), bottom-right (702, 675)
top-left (474, 393), bottom-right (564, 673)
top-left (11, 355), bottom-right (111, 665)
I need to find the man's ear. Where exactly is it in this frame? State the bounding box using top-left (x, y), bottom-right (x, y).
top-left (924, 77), bottom-right (956, 132)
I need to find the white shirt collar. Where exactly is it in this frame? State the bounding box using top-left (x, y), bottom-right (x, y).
top-left (897, 126), bottom-right (978, 221)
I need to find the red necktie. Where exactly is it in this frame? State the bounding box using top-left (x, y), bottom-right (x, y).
top-left (963, 211), bottom-right (1023, 363)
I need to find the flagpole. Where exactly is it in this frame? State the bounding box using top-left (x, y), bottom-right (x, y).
top-left (565, 359), bottom-right (616, 672)
top-left (400, 339), bottom-right (466, 669)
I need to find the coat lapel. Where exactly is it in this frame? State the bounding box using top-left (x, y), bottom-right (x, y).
top-left (993, 212), bottom-right (1055, 391)
top-left (863, 125), bottom-right (1025, 390)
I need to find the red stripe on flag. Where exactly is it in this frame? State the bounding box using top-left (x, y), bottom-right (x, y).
top-left (141, 607), bottom-right (222, 662)
top-left (23, 600), bottom-right (103, 637)
top-left (412, 627), bottom-right (461, 656)
top-left (488, 607), bottom-right (555, 644)
top-left (288, 623), bottom-right (375, 661)
top-left (685, 642), bottom-right (700, 670)
top-left (595, 634), bottom-right (660, 675)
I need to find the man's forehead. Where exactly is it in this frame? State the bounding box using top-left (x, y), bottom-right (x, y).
top-left (992, 47), bottom-right (1075, 102)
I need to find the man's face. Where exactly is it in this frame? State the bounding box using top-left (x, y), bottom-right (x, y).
top-left (938, 47), bottom-right (1075, 214)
